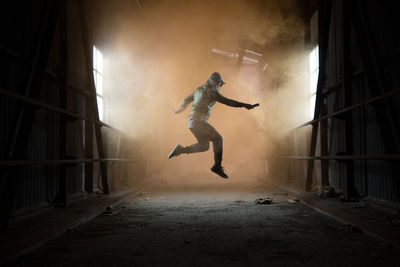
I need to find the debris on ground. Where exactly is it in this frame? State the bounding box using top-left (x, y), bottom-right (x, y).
top-left (102, 206), bottom-right (113, 215)
top-left (351, 200), bottom-right (369, 209)
top-left (347, 224), bottom-right (364, 233)
top-left (234, 200), bottom-right (245, 204)
top-left (317, 185), bottom-right (343, 199)
top-left (340, 196), bottom-right (364, 203)
top-left (287, 198), bottom-right (300, 204)
top-left (273, 192), bottom-right (288, 196)
top-left (254, 197), bottom-right (272, 205)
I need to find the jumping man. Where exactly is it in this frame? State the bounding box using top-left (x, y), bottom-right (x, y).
top-left (168, 72), bottom-right (259, 178)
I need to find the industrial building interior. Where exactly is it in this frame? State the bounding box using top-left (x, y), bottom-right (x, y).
top-left (1, 0), bottom-right (400, 266)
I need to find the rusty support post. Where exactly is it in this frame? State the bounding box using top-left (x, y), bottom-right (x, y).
top-left (84, 110), bottom-right (94, 192)
top-left (320, 104), bottom-right (329, 186)
top-left (77, 0), bottom-right (109, 194)
top-left (306, 0), bottom-right (333, 191)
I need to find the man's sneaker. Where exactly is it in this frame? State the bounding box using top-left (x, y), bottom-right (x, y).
top-left (168, 144), bottom-right (183, 159)
top-left (210, 165), bottom-right (228, 178)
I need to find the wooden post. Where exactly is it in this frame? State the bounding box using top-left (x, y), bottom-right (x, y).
top-left (84, 113), bottom-right (94, 192)
top-left (320, 104), bottom-right (329, 186)
top-left (305, 0), bottom-right (333, 191)
top-left (77, 0), bottom-right (109, 194)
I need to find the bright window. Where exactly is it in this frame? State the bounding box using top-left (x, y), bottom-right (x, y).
top-left (93, 45), bottom-right (104, 121)
top-left (309, 46), bottom-right (319, 118)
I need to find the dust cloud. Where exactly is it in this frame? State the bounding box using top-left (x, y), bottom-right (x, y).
top-left (101, 0), bottom-right (310, 187)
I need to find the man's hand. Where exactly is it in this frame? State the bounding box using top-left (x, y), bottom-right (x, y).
top-left (244, 103), bottom-right (260, 110)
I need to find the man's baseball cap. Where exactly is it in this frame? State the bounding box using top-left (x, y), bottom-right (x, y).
top-left (209, 72), bottom-right (225, 84)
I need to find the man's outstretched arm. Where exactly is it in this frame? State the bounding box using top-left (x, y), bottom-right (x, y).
top-left (215, 92), bottom-right (259, 110)
top-left (173, 93), bottom-right (194, 114)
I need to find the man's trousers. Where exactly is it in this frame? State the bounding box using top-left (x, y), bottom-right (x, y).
top-left (182, 119), bottom-right (223, 167)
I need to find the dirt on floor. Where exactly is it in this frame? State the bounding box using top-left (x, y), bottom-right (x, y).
top-left (5, 176), bottom-right (400, 267)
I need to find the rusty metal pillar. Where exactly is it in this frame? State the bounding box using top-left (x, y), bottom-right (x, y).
top-left (305, 0), bottom-right (333, 191)
top-left (84, 110), bottom-right (94, 192)
top-left (77, 0), bottom-right (109, 194)
top-left (320, 104), bottom-right (329, 186)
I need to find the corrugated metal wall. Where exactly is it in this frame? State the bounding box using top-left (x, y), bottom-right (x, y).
top-left (0, 0), bottom-right (127, 213)
top-left (323, 0), bottom-right (399, 201)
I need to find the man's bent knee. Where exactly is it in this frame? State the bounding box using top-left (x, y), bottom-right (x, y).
top-left (199, 142), bottom-right (210, 152)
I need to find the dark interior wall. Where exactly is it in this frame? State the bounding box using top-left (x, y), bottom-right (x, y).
top-left (0, 0), bottom-right (134, 214)
top-left (315, 0), bottom-right (400, 201)
top-left (0, 1), bottom-right (61, 210)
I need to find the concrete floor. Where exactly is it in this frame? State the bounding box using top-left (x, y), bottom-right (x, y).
top-left (5, 178), bottom-right (400, 267)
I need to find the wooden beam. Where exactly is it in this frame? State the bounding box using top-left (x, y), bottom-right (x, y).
top-left (322, 81), bottom-right (342, 96)
top-left (296, 88), bottom-right (400, 128)
top-left (0, 87), bottom-right (114, 128)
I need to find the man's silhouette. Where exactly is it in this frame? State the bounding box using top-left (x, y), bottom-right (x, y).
top-left (168, 72), bottom-right (259, 178)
